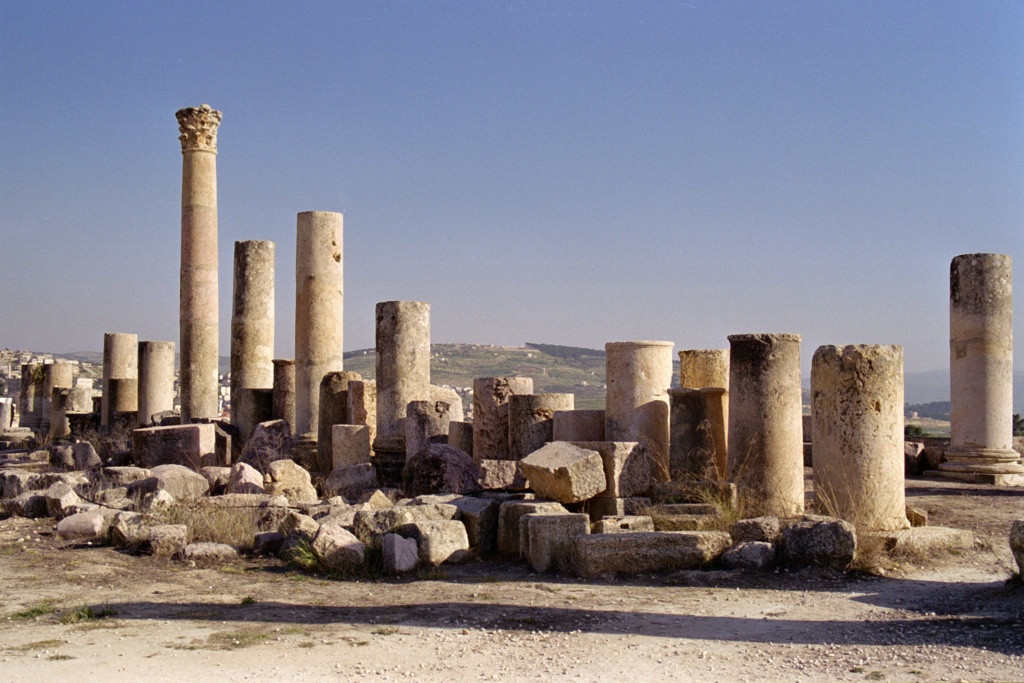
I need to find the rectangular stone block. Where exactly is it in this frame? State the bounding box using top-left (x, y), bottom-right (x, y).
top-left (478, 458), bottom-right (529, 490)
top-left (131, 423), bottom-right (215, 469)
top-left (553, 410), bottom-right (605, 442)
top-left (585, 496), bottom-right (651, 521)
top-left (497, 500), bottom-right (568, 555)
top-left (569, 441), bottom-right (651, 499)
top-left (333, 424), bottom-right (371, 469)
top-left (347, 380), bottom-right (377, 450)
top-left (571, 531), bottom-right (731, 577)
top-left (448, 495), bottom-right (500, 553)
top-left (592, 515), bottom-right (655, 534)
top-left (525, 512), bottom-right (590, 573)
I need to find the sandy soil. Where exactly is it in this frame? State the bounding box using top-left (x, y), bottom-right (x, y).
top-left (1, 476), bottom-right (1022, 683)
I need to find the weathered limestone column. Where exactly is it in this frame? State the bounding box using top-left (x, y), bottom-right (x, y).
top-left (405, 400), bottom-right (450, 459)
top-left (138, 341), bottom-right (176, 426)
top-left (508, 393), bottom-right (575, 460)
top-left (318, 371), bottom-right (361, 469)
top-left (940, 254), bottom-right (1024, 482)
top-left (679, 349), bottom-right (730, 389)
top-left (231, 240), bottom-right (275, 429)
top-left (605, 341), bottom-right (674, 481)
top-left (49, 388), bottom-right (73, 438)
top-left (668, 387), bottom-right (728, 481)
top-left (472, 377), bottom-right (534, 462)
top-left (177, 104), bottom-right (222, 423)
top-left (272, 359), bottom-right (296, 431)
top-left (374, 301), bottom-right (430, 454)
top-left (812, 344), bottom-right (908, 530)
top-left (727, 333), bottom-right (804, 517)
top-left (20, 363), bottom-right (41, 429)
top-left (102, 333), bottom-right (138, 427)
top-left (40, 362), bottom-right (74, 430)
top-left (295, 211), bottom-right (344, 437)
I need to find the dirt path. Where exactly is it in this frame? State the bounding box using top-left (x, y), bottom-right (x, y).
top-left (1, 477), bottom-right (1022, 682)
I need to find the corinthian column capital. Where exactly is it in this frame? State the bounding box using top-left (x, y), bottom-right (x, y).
top-left (176, 104), bottom-right (222, 153)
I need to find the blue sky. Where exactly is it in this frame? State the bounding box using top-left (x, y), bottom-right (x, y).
top-left (1, 1), bottom-right (1022, 373)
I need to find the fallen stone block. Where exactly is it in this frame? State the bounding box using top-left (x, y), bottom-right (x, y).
top-left (50, 444), bottom-right (75, 469)
top-left (253, 531), bottom-right (285, 556)
top-left (569, 441), bottom-right (651, 499)
top-left (266, 459), bottom-right (317, 504)
top-left (56, 510), bottom-right (110, 543)
top-left (148, 524), bottom-right (188, 557)
top-left (227, 461), bottom-right (267, 495)
top-left (142, 488), bottom-right (175, 511)
top-left (128, 464), bottom-right (210, 501)
top-left (353, 504), bottom-right (459, 543)
top-left (324, 463), bottom-right (379, 499)
top-left (201, 466), bottom-right (231, 494)
top-left (518, 442), bottom-right (605, 504)
top-left (3, 492), bottom-right (48, 518)
top-left (497, 500), bottom-right (568, 555)
top-left (721, 541), bottom-right (776, 570)
top-left (592, 515), bottom-right (655, 534)
top-left (132, 424), bottom-right (215, 469)
top-left (239, 419), bottom-right (294, 472)
top-left (478, 459), bottom-right (529, 490)
top-left (383, 533), bottom-right (418, 573)
top-left (525, 513), bottom-right (590, 573)
top-left (448, 496), bottom-right (500, 553)
top-left (403, 444), bottom-right (481, 497)
top-left (729, 516), bottom-right (782, 544)
top-left (44, 481), bottom-right (81, 519)
top-left (572, 531), bottom-right (732, 577)
top-left (73, 442), bottom-right (102, 470)
top-left (101, 466), bottom-right (152, 487)
top-left (312, 524), bottom-right (366, 573)
top-left (647, 503), bottom-right (723, 531)
top-left (182, 542), bottom-right (239, 564)
top-left (585, 496), bottom-right (651, 521)
top-left (869, 526), bottom-right (974, 555)
top-left (782, 515), bottom-right (857, 570)
top-left (396, 520), bottom-right (470, 566)
top-left (1, 471), bottom-right (40, 498)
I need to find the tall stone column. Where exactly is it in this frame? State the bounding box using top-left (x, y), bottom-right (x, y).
top-left (177, 104), bottom-right (222, 423)
top-left (102, 333), bottom-right (138, 428)
top-left (678, 349), bottom-right (729, 389)
top-left (374, 301), bottom-right (430, 454)
top-left (138, 341), bottom-right (176, 426)
top-left (727, 333), bottom-right (804, 517)
top-left (272, 359), bottom-right (296, 431)
top-left (294, 211), bottom-right (344, 437)
top-left (940, 253), bottom-right (1024, 483)
top-left (812, 344), bottom-right (908, 530)
top-left (231, 240), bottom-right (275, 428)
top-left (605, 341), bottom-right (674, 481)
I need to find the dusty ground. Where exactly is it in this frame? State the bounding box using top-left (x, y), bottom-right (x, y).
top-left (1, 475), bottom-right (1022, 683)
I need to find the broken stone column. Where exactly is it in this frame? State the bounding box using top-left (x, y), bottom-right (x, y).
top-left (472, 377), bottom-right (534, 462)
top-left (668, 387), bottom-right (728, 482)
top-left (40, 362), bottom-right (74, 430)
top-left (508, 393), bottom-right (575, 460)
top-left (347, 379), bottom-right (377, 450)
top-left (138, 341), bottom-right (176, 426)
top-left (272, 359), bottom-right (296, 431)
top-left (176, 104), bottom-right (222, 423)
top-left (940, 253), bottom-right (1024, 483)
top-left (234, 388), bottom-right (273, 444)
top-left (812, 344), bottom-right (909, 531)
top-left (295, 211), bottom-right (344, 438)
top-left (20, 363), bottom-right (41, 429)
top-left (405, 400), bottom-right (450, 460)
top-left (374, 301), bottom-right (430, 454)
top-left (230, 240), bottom-right (275, 430)
top-left (605, 341), bottom-right (673, 481)
top-left (49, 388), bottom-right (71, 438)
top-left (552, 409), bottom-right (605, 442)
top-left (679, 349), bottom-right (730, 389)
top-left (727, 333), bottom-right (804, 517)
top-left (0, 400), bottom-right (12, 432)
top-left (102, 333), bottom-right (138, 428)
top-left (318, 371), bottom-right (361, 469)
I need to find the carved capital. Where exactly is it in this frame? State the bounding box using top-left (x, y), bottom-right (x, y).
top-left (176, 104), bottom-right (222, 153)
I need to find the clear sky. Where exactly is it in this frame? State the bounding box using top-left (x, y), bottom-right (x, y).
top-left (1, 1), bottom-right (1022, 373)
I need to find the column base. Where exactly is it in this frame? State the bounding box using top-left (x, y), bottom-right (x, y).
top-left (938, 446), bottom-right (1023, 471)
top-left (925, 470), bottom-right (1024, 486)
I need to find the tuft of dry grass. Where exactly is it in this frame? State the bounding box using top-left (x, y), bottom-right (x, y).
top-left (157, 502), bottom-right (261, 553)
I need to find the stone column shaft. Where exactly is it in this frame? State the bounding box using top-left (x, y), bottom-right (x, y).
top-left (472, 377), bottom-right (534, 462)
top-left (678, 349), bottom-right (730, 389)
top-left (374, 301), bottom-right (430, 453)
top-left (103, 333), bottom-right (138, 427)
top-left (177, 104), bottom-right (222, 423)
top-left (231, 240), bottom-right (275, 427)
top-left (318, 371), bottom-right (361, 470)
top-left (605, 341), bottom-right (674, 481)
top-left (272, 359), bottom-right (296, 431)
top-left (405, 400), bottom-right (450, 460)
top-left (812, 344), bottom-right (908, 531)
top-left (941, 253), bottom-right (1022, 480)
top-left (41, 362), bottom-right (74, 429)
top-left (669, 387), bottom-right (728, 482)
top-left (295, 211), bottom-right (344, 437)
top-left (508, 393), bottom-right (575, 460)
top-left (138, 341), bottom-right (176, 426)
top-left (727, 333), bottom-right (804, 517)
